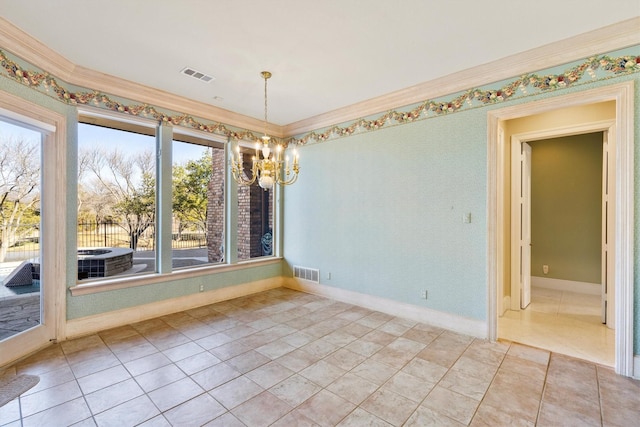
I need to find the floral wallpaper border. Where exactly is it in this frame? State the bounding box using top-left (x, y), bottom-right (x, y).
top-left (0, 48), bottom-right (638, 146)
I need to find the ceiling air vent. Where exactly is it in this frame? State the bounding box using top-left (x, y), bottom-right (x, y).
top-left (181, 67), bottom-right (215, 83)
top-left (293, 266), bottom-right (320, 283)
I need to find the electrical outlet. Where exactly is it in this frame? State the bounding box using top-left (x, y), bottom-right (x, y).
top-left (543, 265), bottom-right (549, 275)
top-left (199, 284), bottom-right (204, 292)
top-left (422, 290), bottom-right (428, 299)
top-left (327, 272), bottom-right (332, 280)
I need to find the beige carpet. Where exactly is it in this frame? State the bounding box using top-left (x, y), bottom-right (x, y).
top-left (0, 374), bottom-right (39, 407)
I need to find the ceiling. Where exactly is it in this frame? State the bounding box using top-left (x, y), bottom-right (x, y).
top-left (0, 1), bottom-right (638, 126)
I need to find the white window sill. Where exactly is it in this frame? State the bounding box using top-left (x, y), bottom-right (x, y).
top-left (69, 257), bottom-right (282, 296)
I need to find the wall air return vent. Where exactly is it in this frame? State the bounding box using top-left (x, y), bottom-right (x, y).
top-left (293, 266), bottom-right (320, 283)
top-left (181, 67), bottom-right (215, 83)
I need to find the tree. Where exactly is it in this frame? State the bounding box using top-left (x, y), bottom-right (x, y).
top-left (172, 149), bottom-right (212, 239)
top-left (83, 147), bottom-right (155, 250)
top-left (0, 136), bottom-right (40, 262)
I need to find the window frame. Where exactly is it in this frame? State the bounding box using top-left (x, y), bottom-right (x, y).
top-left (71, 110), bottom-right (281, 296)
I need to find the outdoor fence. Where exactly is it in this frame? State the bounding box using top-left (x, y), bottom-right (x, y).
top-left (2, 222), bottom-right (207, 263)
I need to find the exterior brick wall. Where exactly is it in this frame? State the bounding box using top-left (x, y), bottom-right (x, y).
top-left (208, 151), bottom-right (273, 262)
top-left (206, 148), bottom-right (225, 262)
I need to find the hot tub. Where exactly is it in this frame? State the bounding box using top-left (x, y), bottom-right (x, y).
top-left (77, 247), bottom-right (134, 278)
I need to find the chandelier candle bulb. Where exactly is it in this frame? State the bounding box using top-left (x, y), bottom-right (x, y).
top-left (229, 71), bottom-right (300, 189)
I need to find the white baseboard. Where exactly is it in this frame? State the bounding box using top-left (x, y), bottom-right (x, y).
top-left (501, 296), bottom-right (511, 316)
top-left (634, 355), bottom-right (640, 380)
top-left (283, 278), bottom-right (486, 338)
top-left (65, 277), bottom-right (284, 340)
top-left (531, 276), bottom-right (601, 295)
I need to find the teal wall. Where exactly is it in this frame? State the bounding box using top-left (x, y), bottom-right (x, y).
top-left (283, 53), bottom-right (640, 352)
top-left (283, 112), bottom-right (487, 320)
top-left (1, 45), bottom-right (639, 354)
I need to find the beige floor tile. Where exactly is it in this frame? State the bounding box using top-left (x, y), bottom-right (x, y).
top-left (401, 326), bottom-right (442, 345)
top-left (256, 338), bottom-right (297, 359)
top-left (244, 360), bottom-right (294, 388)
top-left (226, 349), bottom-right (272, 373)
top-left (360, 388), bottom-right (419, 426)
top-left (338, 322), bottom-right (372, 338)
top-left (402, 357), bottom-right (448, 383)
top-left (299, 360), bottom-right (346, 387)
top-left (22, 397), bottom-right (92, 427)
top-left (296, 389), bottom-right (356, 427)
top-left (162, 392), bottom-right (226, 426)
top-left (481, 382), bottom-right (541, 424)
top-left (124, 351), bottom-right (172, 376)
top-left (19, 379), bottom-right (82, 417)
top-left (269, 374), bottom-right (322, 407)
top-left (275, 348), bottom-right (321, 372)
top-left (4, 288), bottom-right (636, 427)
top-left (77, 364), bottom-right (131, 395)
top-left (337, 407), bottom-right (392, 426)
top-left (190, 361), bottom-right (241, 391)
top-left (202, 411), bottom-right (246, 427)
top-left (438, 366), bottom-right (494, 400)
top-left (271, 410), bottom-right (320, 427)
top-left (161, 341), bottom-right (205, 362)
top-left (84, 378), bottom-right (144, 414)
top-left (537, 400), bottom-right (601, 427)
top-left (344, 338), bottom-right (383, 357)
top-left (209, 375), bottom-right (264, 410)
top-left (93, 394), bottom-right (159, 427)
top-left (147, 377), bottom-right (204, 412)
top-left (380, 370), bottom-right (434, 403)
top-left (175, 350), bottom-right (222, 375)
top-left (300, 338), bottom-right (340, 358)
top-left (231, 391), bottom-right (292, 427)
top-left (351, 359), bottom-right (397, 385)
top-left (421, 386), bottom-right (480, 425)
top-left (327, 372), bottom-right (378, 405)
top-left (404, 405), bottom-right (466, 427)
top-left (324, 348), bottom-right (367, 371)
top-left (470, 402), bottom-right (534, 427)
top-left (135, 363), bottom-right (186, 393)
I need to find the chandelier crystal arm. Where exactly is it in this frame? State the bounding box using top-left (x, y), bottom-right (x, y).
top-left (229, 70), bottom-right (300, 190)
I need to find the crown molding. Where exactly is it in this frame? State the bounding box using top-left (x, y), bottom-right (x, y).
top-left (1, 16), bottom-right (638, 140)
top-left (0, 17), bottom-right (284, 138)
top-left (284, 17), bottom-right (640, 136)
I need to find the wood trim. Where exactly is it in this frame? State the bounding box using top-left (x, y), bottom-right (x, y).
top-left (2, 16), bottom-right (638, 140)
top-left (285, 17), bottom-right (640, 136)
top-left (0, 90), bottom-right (68, 364)
top-left (283, 278), bottom-right (487, 338)
top-left (488, 81), bottom-right (635, 377)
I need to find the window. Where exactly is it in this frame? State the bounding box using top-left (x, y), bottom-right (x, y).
top-left (172, 132), bottom-right (225, 269)
top-left (235, 145), bottom-right (274, 261)
top-left (76, 114), bottom-right (279, 286)
top-left (77, 118), bottom-right (156, 279)
top-left (0, 119), bottom-right (43, 340)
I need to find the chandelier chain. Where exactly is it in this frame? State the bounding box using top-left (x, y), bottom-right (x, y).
top-left (263, 73), bottom-right (269, 138)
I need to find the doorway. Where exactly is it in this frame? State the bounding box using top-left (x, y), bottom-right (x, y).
top-left (487, 82), bottom-right (635, 377)
top-left (503, 131), bottom-right (614, 366)
top-left (0, 92), bottom-right (67, 368)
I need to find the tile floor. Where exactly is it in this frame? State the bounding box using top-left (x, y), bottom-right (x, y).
top-left (1, 287), bottom-right (639, 426)
top-left (499, 287), bottom-right (615, 367)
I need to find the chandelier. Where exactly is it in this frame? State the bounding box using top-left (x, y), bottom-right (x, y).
top-left (230, 71), bottom-right (299, 190)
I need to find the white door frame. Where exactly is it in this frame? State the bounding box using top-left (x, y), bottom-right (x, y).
top-left (509, 124), bottom-right (615, 318)
top-left (487, 81), bottom-right (635, 377)
top-left (0, 91), bottom-right (68, 367)
top-left (511, 141), bottom-right (532, 310)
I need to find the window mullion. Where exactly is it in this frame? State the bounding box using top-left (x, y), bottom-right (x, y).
top-left (156, 123), bottom-right (173, 274)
